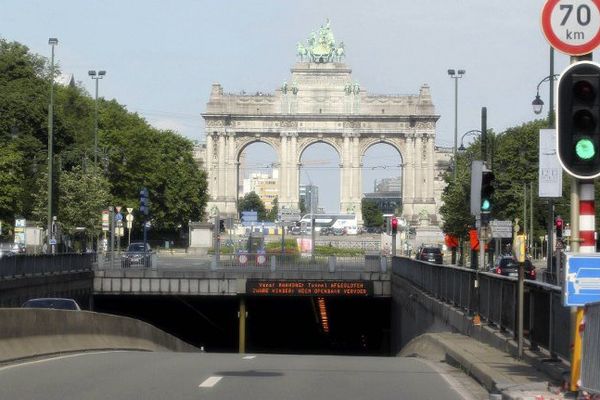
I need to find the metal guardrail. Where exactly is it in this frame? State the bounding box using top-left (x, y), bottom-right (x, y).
top-left (393, 257), bottom-right (571, 360)
top-left (0, 253), bottom-right (95, 279)
top-left (94, 252), bottom-right (391, 275)
top-left (581, 302), bottom-right (600, 394)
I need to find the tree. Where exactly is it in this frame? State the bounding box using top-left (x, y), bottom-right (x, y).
top-left (299, 198), bottom-right (307, 215)
top-left (361, 199), bottom-right (383, 227)
top-left (238, 192), bottom-right (267, 221)
top-left (267, 196), bottom-right (279, 221)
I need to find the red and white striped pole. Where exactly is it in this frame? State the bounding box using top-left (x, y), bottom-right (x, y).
top-left (579, 183), bottom-right (596, 254)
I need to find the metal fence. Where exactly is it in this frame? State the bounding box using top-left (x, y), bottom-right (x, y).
top-left (0, 253), bottom-right (95, 279)
top-left (216, 253), bottom-right (389, 273)
top-left (581, 302), bottom-right (600, 394)
top-left (94, 252), bottom-right (390, 275)
top-left (393, 257), bottom-right (571, 360)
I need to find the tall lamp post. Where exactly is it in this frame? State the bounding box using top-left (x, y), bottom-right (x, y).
top-left (47, 38), bottom-right (58, 254)
top-left (531, 72), bottom-right (560, 279)
top-left (88, 70), bottom-right (106, 168)
top-left (448, 69), bottom-right (466, 181)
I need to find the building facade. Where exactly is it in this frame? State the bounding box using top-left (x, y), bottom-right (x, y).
top-left (200, 21), bottom-right (451, 234)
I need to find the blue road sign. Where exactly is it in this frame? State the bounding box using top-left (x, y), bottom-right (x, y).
top-left (564, 253), bottom-right (600, 306)
top-left (241, 211), bottom-right (258, 223)
top-left (115, 213), bottom-right (123, 221)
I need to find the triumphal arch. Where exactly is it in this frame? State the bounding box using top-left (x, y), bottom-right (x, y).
top-left (202, 21), bottom-right (450, 229)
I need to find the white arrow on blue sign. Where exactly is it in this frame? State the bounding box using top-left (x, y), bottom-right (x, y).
top-left (564, 253), bottom-right (600, 306)
top-left (115, 213), bottom-right (123, 221)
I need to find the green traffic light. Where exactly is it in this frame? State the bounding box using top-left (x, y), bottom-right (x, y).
top-left (481, 199), bottom-right (491, 211)
top-left (575, 138), bottom-right (596, 160)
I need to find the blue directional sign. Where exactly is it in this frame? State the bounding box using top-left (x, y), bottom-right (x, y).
top-left (241, 211), bottom-right (258, 223)
top-left (564, 253), bottom-right (600, 306)
top-left (115, 213), bottom-right (123, 221)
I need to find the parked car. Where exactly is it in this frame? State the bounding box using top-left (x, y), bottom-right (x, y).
top-left (121, 242), bottom-right (152, 268)
top-left (22, 298), bottom-right (81, 311)
top-left (320, 227), bottom-right (332, 236)
top-left (11, 243), bottom-right (26, 254)
top-left (0, 243), bottom-right (15, 258)
top-left (417, 246), bottom-right (443, 264)
top-left (491, 256), bottom-right (536, 280)
top-left (332, 227), bottom-right (346, 236)
top-left (290, 226), bottom-right (302, 235)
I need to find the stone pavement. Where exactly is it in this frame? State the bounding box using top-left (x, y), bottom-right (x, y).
top-left (400, 332), bottom-right (569, 400)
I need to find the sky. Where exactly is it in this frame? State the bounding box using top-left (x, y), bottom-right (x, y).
top-left (1, 0), bottom-right (587, 212)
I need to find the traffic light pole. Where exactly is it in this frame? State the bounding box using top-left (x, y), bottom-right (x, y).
top-left (566, 53), bottom-right (593, 393)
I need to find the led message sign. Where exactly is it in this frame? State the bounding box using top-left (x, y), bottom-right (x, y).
top-left (246, 280), bottom-right (373, 297)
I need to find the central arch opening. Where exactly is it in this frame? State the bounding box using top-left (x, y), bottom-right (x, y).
top-left (298, 142), bottom-right (341, 214)
top-left (237, 141), bottom-right (279, 216)
top-left (361, 142), bottom-right (403, 227)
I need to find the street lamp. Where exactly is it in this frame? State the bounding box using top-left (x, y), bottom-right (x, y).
top-left (458, 129), bottom-right (483, 152)
top-left (89, 70), bottom-right (107, 168)
top-left (47, 37), bottom-right (58, 254)
top-left (531, 74), bottom-right (559, 115)
top-left (448, 69), bottom-right (466, 181)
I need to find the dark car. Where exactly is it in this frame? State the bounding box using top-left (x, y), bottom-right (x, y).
top-left (492, 256), bottom-right (536, 280)
top-left (417, 246), bottom-right (443, 264)
top-left (332, 227), bottom-right (346, 236)
top-left (320, 227), bottom-right (332, 236)
top-left (22, 298), bottom-right (81, 311)
top-left (0, 243), bottom-right (15, 258)
top-left (121, 242), bottom-right (152, 268)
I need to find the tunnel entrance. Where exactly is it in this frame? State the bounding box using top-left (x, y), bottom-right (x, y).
top-left (93, 295), bottom-right (390, 356)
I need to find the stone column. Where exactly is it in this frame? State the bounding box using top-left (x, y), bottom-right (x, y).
top-left (218, 132), bottom-right (226, 200)
top-left (206, 133), bottom-right (215, 197)
top-left (426, 134), bottom-right (435, 202)
top-left (290, 133), bottom-right (299, 208)
top-left (352, 134), bottom-right (363, 222)
top-left (226, 131), bottom-right (237, 215)
top-left (279, 132), bottom-right (289, 206)
top-left (340, 133), bottom-right (352, 212)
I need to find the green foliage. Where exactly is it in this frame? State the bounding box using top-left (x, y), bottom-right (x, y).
top-left (0, 37), bottom-right (208, 241)
top-left (441, 119), bottom-right (574, 245)
top-left (238, 192), bottom-right (267, 221)
top-left (361, 199), bottom-right (383, 227)
top-left (299, 198), bottom-right (306, 214)
top-left (314, 246), bottom-right (364, 256)
top-left (267, 196), bottom-right (278, 221)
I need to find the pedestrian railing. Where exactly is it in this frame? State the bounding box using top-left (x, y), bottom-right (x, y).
top-left (93, 252), bottom-right (391, 275)
top-left (0, 253), bottom-right (95, 279)
top-left (581, 302), bottom-right (600, 394)
top-left (393, 257), bottom-right (571, 361)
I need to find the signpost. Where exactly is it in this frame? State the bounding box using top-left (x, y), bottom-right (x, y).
top-left (541, 0), bottom-right (600, 56)
top-left (277, 208), bottom-right (301, 256)
top-left (563, 253), bottom-right (600, 306)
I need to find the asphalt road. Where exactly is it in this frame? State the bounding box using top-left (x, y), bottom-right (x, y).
top-left (0, 351), bottom-right (474, 400)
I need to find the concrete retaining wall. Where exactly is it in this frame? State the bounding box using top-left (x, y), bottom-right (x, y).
top-left (0, 309), bottom-right (197, 363)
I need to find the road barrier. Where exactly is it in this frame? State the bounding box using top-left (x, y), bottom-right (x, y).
top-left (0, 308), bottom-right (197, 363)
top-left (0, 253), bottom-right (94, 279)
top-left (393, 257), bottom-right (571, 360)
top-left (581, 302), bottom-right (600, 394)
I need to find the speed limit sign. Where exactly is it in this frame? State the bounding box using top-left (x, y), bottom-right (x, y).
top-left (256, 254), bottom-right (266, 265)
top-left (542, 0), bottom-right (600, 55)
top-left (239, 253), bottom-right (248, 265)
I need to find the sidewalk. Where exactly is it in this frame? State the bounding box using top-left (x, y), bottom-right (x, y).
top-left (400, 332), bottom-right (568, 400)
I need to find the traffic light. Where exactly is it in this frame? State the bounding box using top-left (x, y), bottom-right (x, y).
top-left (384, 217), bottom-right (391, 235)
top-left (139, 187), bottom-right (149, 216)
top-left (555, 216), bottom-right (563, 239)
top-left (391, 217), bottom-right (398, 235)
top-left (557, 61), bottom-right (600, 179)
top-left (480, 167), bottom-right (495, 225)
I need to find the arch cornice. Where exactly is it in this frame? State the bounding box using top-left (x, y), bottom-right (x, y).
top-left (359, 137), bottom-right (404, 160)
top-left (234, 136), bottom-right (281, 161)
top-left (296, 137), bottom-right (343, 163)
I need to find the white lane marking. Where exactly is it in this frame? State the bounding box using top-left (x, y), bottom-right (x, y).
top-left (199, 376), bottom-right (223, 388)
top-left (242, 355), bottom-right (256, 359)
top-left (0, 351), bottom-right (127, 373)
